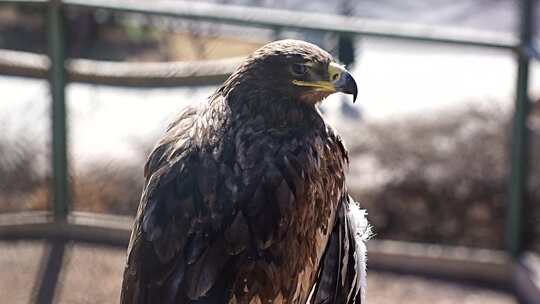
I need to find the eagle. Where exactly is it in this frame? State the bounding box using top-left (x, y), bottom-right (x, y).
top-left (121, 39), bottom-right (371, 304)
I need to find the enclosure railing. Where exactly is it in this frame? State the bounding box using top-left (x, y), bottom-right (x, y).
top-left (0, 0), bottom-right (539, 303)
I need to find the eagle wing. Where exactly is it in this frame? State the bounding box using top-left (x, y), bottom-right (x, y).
top-left (120, 104), bottom-right (239, 303)
top-left (120, 102), bottom-right (318, 303)
top-left (310, 197), bottom-right (371, 304)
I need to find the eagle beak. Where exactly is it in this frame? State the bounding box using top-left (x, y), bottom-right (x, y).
top-left (329, 62), bottom-right (358, 103)
top-left (292, 62), bottom-right (358, 103)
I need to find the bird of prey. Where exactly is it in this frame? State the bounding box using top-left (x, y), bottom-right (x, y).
top-left (121, 39), bottom-right (370, 304)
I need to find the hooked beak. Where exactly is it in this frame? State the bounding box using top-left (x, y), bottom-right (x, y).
top-left (292, 62), bottom-right (358, 103)
top-left (329, 62), bottom-right (358, 103)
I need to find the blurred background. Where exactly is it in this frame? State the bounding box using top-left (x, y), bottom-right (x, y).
top-left (0, 0), bottom-right (539, 303)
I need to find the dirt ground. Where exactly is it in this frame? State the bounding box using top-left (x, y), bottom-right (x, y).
top-left (0, 240), bottom-right (516, 304)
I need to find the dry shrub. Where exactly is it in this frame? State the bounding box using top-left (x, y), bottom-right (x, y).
top-left (72, 161), bottom-right (144, 216)
top-left (347, 105), bottom-right (515, 249)
top-left (0, 135), bottom-right (49, 212)
top-left (347, 103), bottom-right (540, 250)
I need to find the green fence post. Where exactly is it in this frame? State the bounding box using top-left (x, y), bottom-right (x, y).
top-left (507, 0), bottom-right (534, 258)
top-left (48, 0), bottom-right (69, 221)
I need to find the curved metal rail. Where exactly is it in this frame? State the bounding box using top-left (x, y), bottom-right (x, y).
top-left (0, 49), bottom-right (241, 87)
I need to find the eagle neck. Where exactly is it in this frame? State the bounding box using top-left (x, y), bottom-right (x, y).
top-left (224, 84), bottom-right (323, 131)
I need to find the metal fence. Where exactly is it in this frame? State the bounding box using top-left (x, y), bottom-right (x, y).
top-left (0, 0), bottom-right (539, 303)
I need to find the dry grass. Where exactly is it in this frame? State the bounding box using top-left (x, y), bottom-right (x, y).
top-left (71, 161), bottom-right (144, 215)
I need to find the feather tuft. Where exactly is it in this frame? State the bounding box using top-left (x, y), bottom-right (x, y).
top-left (346, 198), bottom-right (372, 303)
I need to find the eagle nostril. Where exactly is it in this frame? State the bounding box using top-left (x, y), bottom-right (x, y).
top-left (332, 73), bottom-right (340, 81)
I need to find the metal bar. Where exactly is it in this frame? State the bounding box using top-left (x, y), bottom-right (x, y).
top-left (63, 0), bottom-right (516, 50)
top-left (0, 212), bottom-right (132, 246)
top-left (48, 0), bottom-right (69, 220)
top-left (0, 0), bottom-right (47, 4)
top-left (369, 240), bottom-right (512, 290)
top-left (67, 56), bottom-right (240, 87)
top-left (0, 221), bottom-right (131, 246)
top-left (0, 48), bottom-right (243, 87)
top-left (0, 49), bottom-right (49, 78)
top-left (31, 240), bottom-right (66, 304)
top-left (506, 0), bottom-right (534, 258)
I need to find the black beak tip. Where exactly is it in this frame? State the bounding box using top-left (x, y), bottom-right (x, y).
top-left (350, 76), bottom-right (358, 103)
top-left (335, 71), bottom-right (358, 104)
top-left (345, 72), bottom-right (358, 104)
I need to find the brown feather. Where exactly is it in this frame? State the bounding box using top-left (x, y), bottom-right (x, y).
top-left (120, 40), bottom-right (367, 304)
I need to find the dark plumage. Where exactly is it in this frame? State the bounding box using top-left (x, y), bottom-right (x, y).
top-left (120, 39), bottom-right (370, 304)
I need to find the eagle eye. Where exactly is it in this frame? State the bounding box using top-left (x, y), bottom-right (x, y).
top-left (291, 63), bottom-right (307, 76)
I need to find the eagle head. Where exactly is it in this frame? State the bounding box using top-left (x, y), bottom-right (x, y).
top-left (225, 39), bottom-right (358, 105)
